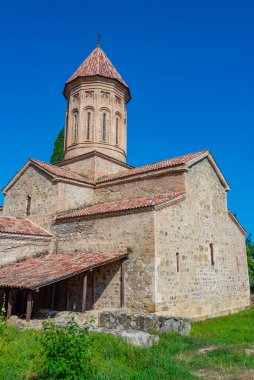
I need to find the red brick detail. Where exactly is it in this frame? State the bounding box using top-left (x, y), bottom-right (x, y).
top-left (66, 47), bottom-right (128, 88)
top-left (31, 159), bottom-right (94, 185)
top-left (0, 251), bottom-right (127, 289)
top-left (57, 192), bottom-right (185, 221)
top-left (0, 217), bottom-right (52, 237)
top-left (97, 150), bottom-right (208, 184)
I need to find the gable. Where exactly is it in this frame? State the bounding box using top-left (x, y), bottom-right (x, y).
top-left (187, 153), bottom-right (230, 191)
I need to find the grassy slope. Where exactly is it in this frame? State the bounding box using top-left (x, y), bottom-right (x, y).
top-left (0, 307), bottom-right (254, 380)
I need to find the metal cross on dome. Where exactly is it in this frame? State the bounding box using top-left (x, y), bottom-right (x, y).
top-left (97, 32), bottom-right (101, 47)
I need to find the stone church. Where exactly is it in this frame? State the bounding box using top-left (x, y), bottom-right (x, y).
top-left (0, 45), bottom-right (250, 322)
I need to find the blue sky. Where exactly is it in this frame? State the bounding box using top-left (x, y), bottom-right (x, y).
top-left (0, 0), bottom-right (253, 234)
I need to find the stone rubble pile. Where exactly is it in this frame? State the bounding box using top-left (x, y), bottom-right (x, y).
top-left (7, 309), bottom-right (191, 347)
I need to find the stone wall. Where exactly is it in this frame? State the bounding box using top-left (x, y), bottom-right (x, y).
top-left (3, 165), bottom-right (94, 230)
top-left (56, 182), bottom-right (93, 213)
top-left (53, 210), bottom-right (156, 312)
top-left (154, 158), bottom-right (249, 318)
top-left (0, 236), bottom-right (53, 267)
top-left (58, 155), bottom-right (96, 180)
top-left (3, 166), bottom-right (58, 231)
top-left (58, 154), bottom-right (129, 181)
top-left (98, 310), bottom-right (191, 335)
top-left (95, 171), bottom-right (186, 204)
top-left (33, 260), bottom-right (121, 313)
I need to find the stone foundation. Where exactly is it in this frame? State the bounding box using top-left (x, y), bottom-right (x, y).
top-left (98, 310), bottom-right (191, 336)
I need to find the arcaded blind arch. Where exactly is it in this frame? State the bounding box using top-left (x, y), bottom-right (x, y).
top-left (72, 109), bottom-right (79, 144)
top-left (100, 108), bottom-right (110, 143)
top-left (115, 112), bottom-right (122, 146)
top-left (83, 107), bottom-right (94, 141)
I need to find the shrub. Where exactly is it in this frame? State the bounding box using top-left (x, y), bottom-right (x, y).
top-left (39, 314), bottom-right (95, 380)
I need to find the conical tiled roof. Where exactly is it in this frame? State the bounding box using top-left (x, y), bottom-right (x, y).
top-left (66, 47), bottom-right (128, 88)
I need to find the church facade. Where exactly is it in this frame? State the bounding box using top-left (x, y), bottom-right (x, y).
top-left (0, 46), bottom-right (250, 321)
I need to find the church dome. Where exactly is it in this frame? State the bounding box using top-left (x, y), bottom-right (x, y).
top-left (65, 46), bottom-right (129, 92)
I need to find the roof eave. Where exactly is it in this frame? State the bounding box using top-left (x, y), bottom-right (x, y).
top-left (63, 75), bottom-right (131, 102)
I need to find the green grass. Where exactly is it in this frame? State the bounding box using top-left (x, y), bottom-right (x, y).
top-left (0, 307), bottom-right (254, 380)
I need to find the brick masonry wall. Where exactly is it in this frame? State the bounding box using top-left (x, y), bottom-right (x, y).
top-left (154, 158), bottom-right (249, 318)
top-left (95, 172), bottom-right (186, 204)
top-left (0, 236), bottom-right (53, 267)
top-left (53, 211), bottom-right (156, 313)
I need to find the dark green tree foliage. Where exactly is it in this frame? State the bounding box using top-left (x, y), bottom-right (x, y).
top-left (246, 234), bottom-right (254, 291)
top-left (50, 128), bottom-right (64, 164)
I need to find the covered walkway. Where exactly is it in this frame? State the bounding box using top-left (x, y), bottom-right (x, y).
top-left (0, 251), bottom-right (127, 321)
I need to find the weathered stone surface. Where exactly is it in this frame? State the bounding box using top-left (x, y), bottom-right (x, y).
top-left (98, 311), bottom-right (191, 336)
top-left (92, 327), bottom-right (159, 347)
top-left (160, 317), bottom-right (191, 336)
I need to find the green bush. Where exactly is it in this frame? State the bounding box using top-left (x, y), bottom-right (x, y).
top-left (38, 315), bottom-right (95, 380)
top-left (246, 234), bottom-right (254, 291)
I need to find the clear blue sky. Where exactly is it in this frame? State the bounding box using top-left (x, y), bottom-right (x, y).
top-left (0, 0), bottom-right (253, 235)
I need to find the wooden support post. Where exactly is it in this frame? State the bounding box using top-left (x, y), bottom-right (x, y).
top-left (6, 290), bottom-right (14, 319)
top-left (50, 284), bottom-right (56, 310)
top-left (121, 260), bottom-right (125, 308)
top-left (26, 290), bottom-right (32, 322)
top-left (82, 273), bottom-right (88, 313)
top-left (66, 280), bottom-right (69, 311)
top-left (92, 270), bottom-right (96, 310)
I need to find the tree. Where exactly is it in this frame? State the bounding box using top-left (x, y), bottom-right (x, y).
top-left (50, 128), bottom-right (64, 164)
top-left (246, 234), bottom-right (254, 292)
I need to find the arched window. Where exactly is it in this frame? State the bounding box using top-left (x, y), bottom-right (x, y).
top-left (84, 108), bottom-right (94, 141)
top-left (100, 109), bottom-right (110, 143)
top-left (87, 112), bottom-right (91, 140)
top-left (115, 113), bottom-right (121, 146)
top-left (115, 116), bottom-right (119, 145)
top-left (102, 113), bottom-right (106, 142)
top-left (72, 110), bottom-right (79, 144)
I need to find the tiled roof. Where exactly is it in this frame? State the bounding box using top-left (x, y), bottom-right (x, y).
top-left (56, 192), bottom-right (185, 221)
top-left (66, 47), bottom-right (128, 88)
top-left (97, 150), bottom-right (208, 184)
top-left (0, 217), bottom-right (52, 237)
top-left (0, 251), bottom-right (127, 289)
top-left (31, 159), bottom-right (94, 185)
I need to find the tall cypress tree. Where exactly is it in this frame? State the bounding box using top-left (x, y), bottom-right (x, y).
top-left (50, 128), bottom-right (64, 164)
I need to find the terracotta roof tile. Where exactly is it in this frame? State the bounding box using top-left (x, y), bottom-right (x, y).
top-left (97, 150), bottom-right (208, 184)
top-left (56, 192), bottom-right (185, 221)
top-left (66, 47), bottom-right (128, 88)
top-left (0, 251), bottom-right (127, 289)
top-left (31, 159), bottom-right (94, 185)
top-left (0, 217), bottom-right (52, 237)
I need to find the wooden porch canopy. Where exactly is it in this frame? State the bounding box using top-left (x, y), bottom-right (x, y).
top-left (0, 251), bottom-right (128, 321)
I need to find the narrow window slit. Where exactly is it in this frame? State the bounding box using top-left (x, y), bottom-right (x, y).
top-left (26, 195), bottom-right (31, 216)
top-left (87, 112), bottom-right (91, 140)
top-left (176, 252), bottom-right (179, 272)
top-left (210, 243), bottom-right (214, 266)
top-left (102, 113), bottom-right (106, 142)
